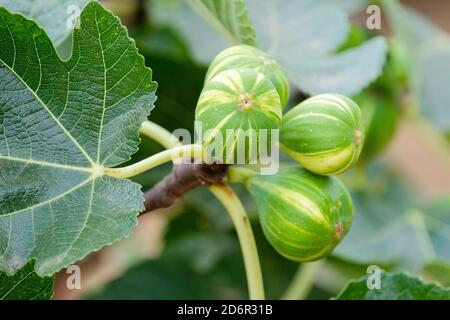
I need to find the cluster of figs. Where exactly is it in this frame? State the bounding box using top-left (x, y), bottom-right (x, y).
top-left (195, 45), bottom-right (365, 262)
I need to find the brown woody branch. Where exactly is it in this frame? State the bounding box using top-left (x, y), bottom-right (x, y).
top-left (142, 162), bottom-right (228, 214)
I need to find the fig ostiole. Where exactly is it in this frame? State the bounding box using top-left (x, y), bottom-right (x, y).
top-left (280, 94), bottom-right (364, 176)
top-left (247, 167), bottom-right (354, 262)
top-left (205, 45), bottom-right (290, 109)
top-left (195, 68), bottom-right (282, 164)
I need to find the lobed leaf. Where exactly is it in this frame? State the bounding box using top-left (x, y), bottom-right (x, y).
top-left (149, 0), bottom-right (257, 64)
top-left (404, 9), bottom-right (450, 132)
top-left (334, 175), bottom-right (450, 267)
top-left (0, 261), bottom-right (54, 300)
top-left (152, 0), bottom-right (388, 96)
top-left (382, 0), bottom-right (450, 132)
top-left (245, 0), bottom-right (387, 96)
top-left (0, 0), bottom-right (90, 46)
top-left (337, 272), bottom-right (450, 300)
top-left (0, 1), bottom-right (157, 276)
top-left (187, 0), bottom-right (258, 47)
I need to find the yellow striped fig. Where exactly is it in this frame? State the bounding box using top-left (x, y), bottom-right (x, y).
top-left (205, 45), bottom-right (290, 109)
top-left (248, 167), bottom-right (354, 262)
top-left (280, 94), bottom-right (364, 176)
top-left (196, 69), bottom-right (282, 164)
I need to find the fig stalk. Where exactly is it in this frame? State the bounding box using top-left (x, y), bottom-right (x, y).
top-left (209, 185), bottom-right (265, 300)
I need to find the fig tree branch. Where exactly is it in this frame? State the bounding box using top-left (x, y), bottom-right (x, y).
top-left (142, 162), bottom-right (228, 213)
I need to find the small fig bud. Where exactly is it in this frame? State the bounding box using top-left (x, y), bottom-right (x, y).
top-left (280, 94), bottom-right (364, 176)
top-left (205, 45), bottom-right (290, 109)
top-left (196, 69), bottom-right (282, 163)
top-left (248, 167), bottom-right (354, 262)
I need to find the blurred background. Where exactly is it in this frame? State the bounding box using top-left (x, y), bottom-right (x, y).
top-left (51, 0), bottom-right (450, 299)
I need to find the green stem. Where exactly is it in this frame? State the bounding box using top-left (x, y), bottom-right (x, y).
top-left (281, 260), bottom-right (323, 300)
top-left (209, 185), bottom-right (265, 300)
top-left (140, 120), bottom-right (181, 149)
top-left (228, 166), bottom-right (257, 185)
top-left (105, 144), bottom-right (203, 179)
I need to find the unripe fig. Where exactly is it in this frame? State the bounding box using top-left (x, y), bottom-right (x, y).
top-left (205, 45), bottom-right (290, 109)
top-left (280, 94), bottom-right (364, 176)
top-left (196, 69), bottom-right (282, 163)
top-left (248, 167), bottom-right (353, 262)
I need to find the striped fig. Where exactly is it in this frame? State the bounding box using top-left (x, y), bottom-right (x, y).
top-left (280, 94), bottom-right (364, 176)
top-left (205, 45), bottom-right (290, 109)
top-left (248, 167), bottom-right (354, 262)
top-left (196, 68), bottom-right (282, 164)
